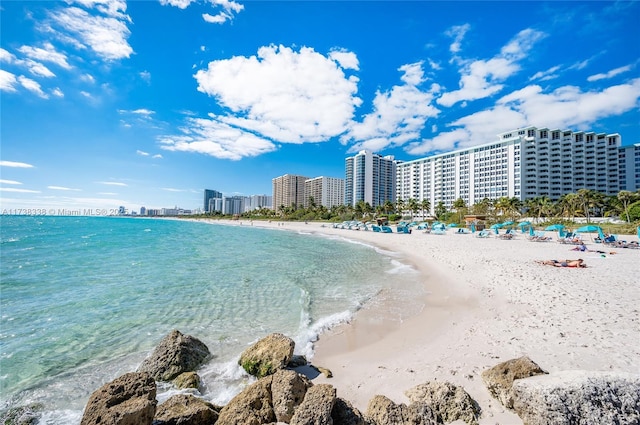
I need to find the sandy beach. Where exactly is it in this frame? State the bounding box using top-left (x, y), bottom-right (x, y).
top-left (229, 219), bottom-right (640, 424)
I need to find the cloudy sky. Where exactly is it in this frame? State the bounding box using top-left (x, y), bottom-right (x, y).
top-left (1, 0), bottom-right (639, 212)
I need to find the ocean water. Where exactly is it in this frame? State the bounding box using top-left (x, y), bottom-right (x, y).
top-left (0, 216), bottom-right (425, 423)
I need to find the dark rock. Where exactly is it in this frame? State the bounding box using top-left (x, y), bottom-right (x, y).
top-left (0, 403), bottom-right (43, 425)
top-left (364, 394), bottom-right (439, 425)
top-left (512, 371), bottom-right (640, 425)
top-left (289, 384), bottom-right (336, 425)
top-left (405, 381), bottom-right (480, 425)
top-left (331, 397), bottom-right (366, 425)
top-left (80, 372), bottom-right (157, 425)
top-left (238, 333), bottom-right (295, 378)
top-left (138, 330), bottom-right (211, 382)
top-left (271, 369), bottom-right (313, 423)
top-left (288, 354), bottom-right (308, 368)
top-left (173, 372), bottom-right (201, 390)
top-left (152, 394), bottom-right (219, 425)
top-left (481, 356), bottom-right (546, 408)
top-left (216, 375), bottom-right (275, 425)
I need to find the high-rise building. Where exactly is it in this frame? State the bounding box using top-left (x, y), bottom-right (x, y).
top-left (245, 195), bottom-right (273, 212)
top-left (203, 189), bottom-right (222, 213)
top-left (304, 176), bottom-right (345, 209)
top-left (345, 150), bottom-right (398, 208)
top-left (396, 126), bottom-right (625, 214)
top-left (222, 196), bottom-right (245, 215)
top-left (620, 143), bottom-right (640, 192)
top-left (272, 174), bottom-right (308, 211)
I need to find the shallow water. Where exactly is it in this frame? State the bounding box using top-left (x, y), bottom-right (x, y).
top-left (0, 216), bottom-right (425, 422)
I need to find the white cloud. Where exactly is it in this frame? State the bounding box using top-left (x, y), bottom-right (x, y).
top-left (0, 179), bottom-right (22, 185)
top-left (24, 59), bottom-right (56, 78)
top-left (446, 24), bottom-right (470, 54)
top-left (161, 0), bottom-right (243, 23)
top-left (52, 87), bottom-right (64, 97)
top-left (159, 117), bottom-right (277, 160)
top-left (0, 48), bottom-right (16, 62)
top-left (0, 160), bottom-right (35, 168)
top-left (136, 150), bottom-right (150, 156)
top-left (18, 76), bottom-right (48, 98)
top-left (0, 69), bottom-right (18, 92)
top-left (48, 186), bottom-right (82, 191)
top-left (18, 42), bottom-right (72, 69)
top-left (98, 181), bottom-right (128, 186)
top-left (48, 4), bottom-right (133, 61)
top-left (407, 78), bottom-right (640, 154)
top-left (171, 45), bottom-right (361, 159)
top-left (152, 154), bottom-right (163, 159)
top-left (140, 70), bottom-right (151, 83)
top-left (438, 28), bottom-right (546, 107)
top-left (529, 65), bottom-right (561, 82)
top-left (341, 62), bottom-right (440, 153)
top-left (162, 187), bottom-right (185, 192)
top-left (159, 0), bottom-right (195, 9)
top-left (329, 49), bottom-right (359, 71)
top-left (587, 64), bottom-right (633, 82)
top-left (0, 187), bottom-right (41, 193)
top-left (132, 108), bottom-right (154, 116)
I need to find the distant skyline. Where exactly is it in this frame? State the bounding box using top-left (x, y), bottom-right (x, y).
top-left (1, 1), bottom-right (639, 212)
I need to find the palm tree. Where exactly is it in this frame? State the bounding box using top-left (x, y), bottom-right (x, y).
top-left (384, 200), bottom-right (394, 216)
top-left (395, 199), bottom-right (406, 218)
top-left (434, 201), bottom-right (447, 220)
top-left (494, 197), bottom-right (511, 221)
top-left (471, 198), bottom-right (493, 216)
top-left (420, 199), bottom-right (431, 220)
top-left (617, 190), bottom-right (638, 223)
top-left (452, 198), bottom-right (466, 224)
top-left (576, 189), bottom-right (604, 223)
top-left (407, 198), bottom-right (419, 221)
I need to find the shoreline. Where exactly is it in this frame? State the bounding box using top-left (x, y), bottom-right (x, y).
top-left (218, 219), bottom-right (640, 424)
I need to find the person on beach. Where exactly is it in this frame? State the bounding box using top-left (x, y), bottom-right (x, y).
top-left (537, 259), bottom-right (587, 268)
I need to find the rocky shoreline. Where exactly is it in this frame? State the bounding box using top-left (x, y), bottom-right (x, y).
top-left (7, 328), bottom-right (634, 425)
top-left (4, 329), bottom-right (638, 424)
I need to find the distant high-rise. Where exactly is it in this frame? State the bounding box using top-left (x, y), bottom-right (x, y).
top-left (272, 174), bottom-right (308, 211)
top-left (345, 150), bottom-right (398, 208)
top-left (396, 126), bottom-right (627, 214)
top-left (203, 189), bottom-right (222, 213)
top-left (304, 176), bottom-right (345, 209)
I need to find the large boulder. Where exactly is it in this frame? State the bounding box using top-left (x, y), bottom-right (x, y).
top-left (80, 372), bottom-right (156, 425)
top-left (271, 369), bottom-right (313, 423)
top-left (331, 397), bottom-right (366, 425)
top-left (481, 356), bottom-right (546, 408)
top-left (405, 381), bottom-right (480, 425)
top-left (289, 384), bottom-right (336, 425)
top-left (216, 376), bottom-right (275, 425)
top-left (364, 395), bottom-right (440, 425)
top-left (0, 403), bottom-right (43, 425)
top-left (238, 333), bottom-right (295, 378)
top-left (511, 371), bottom-right (640, 425)
top-left (173, 372), bottom-right (201, 390)
top-left (153, 394), bottom-right (219, 425)
top-left (137, 330), bottom-right (211, 381)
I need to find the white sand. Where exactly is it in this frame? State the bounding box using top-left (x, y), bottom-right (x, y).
top-left (222, 219), bottom-right (640, 424)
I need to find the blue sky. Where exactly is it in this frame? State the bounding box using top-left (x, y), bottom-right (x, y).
top-left (1, 0), bottom-right (639, 212)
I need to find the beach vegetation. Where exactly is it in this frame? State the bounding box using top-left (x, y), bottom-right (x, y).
top-left (241, 359), bottom-right (274, 378)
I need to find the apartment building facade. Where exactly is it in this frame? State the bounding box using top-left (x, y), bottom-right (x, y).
top-left (396, 126), bottom-right (625, 214)
top-left (272, 174), bottom-right (309, 210)
top-left (304, 176), bottom-right (345, 209)
top-left (203, 189), bottom-right (222, 213)
top-left (620, 143), bottom-right (640, 192)
top-left (345, 150), bottom-right (398, 208)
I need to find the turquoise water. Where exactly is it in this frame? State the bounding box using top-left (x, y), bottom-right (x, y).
top-left (0, 216), bottom-right (424, 423)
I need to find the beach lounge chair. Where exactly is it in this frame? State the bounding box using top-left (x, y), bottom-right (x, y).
top-left (380, 225), bottom-right (393, 233)
top-left (476, 230), bottom-right (491, 238)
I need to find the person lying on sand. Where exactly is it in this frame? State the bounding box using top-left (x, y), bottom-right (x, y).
top-left (569, 243), bottom-right (616, 255)
top-left (536, 259), bottom-right (587, 268)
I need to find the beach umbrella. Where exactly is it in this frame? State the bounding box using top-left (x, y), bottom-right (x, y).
top-left (517, 221), bottom-right (531, 227)
top-left (490, 223), bottom-right (503, 229)
top-left (447, 223), bottom-right (458, 228)
top-left (545, 224), bottom-right (564, 231)
top-left (575, 225), bottom-right (602, 233)
top-left (501, 221), bottom-right (515, 226)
